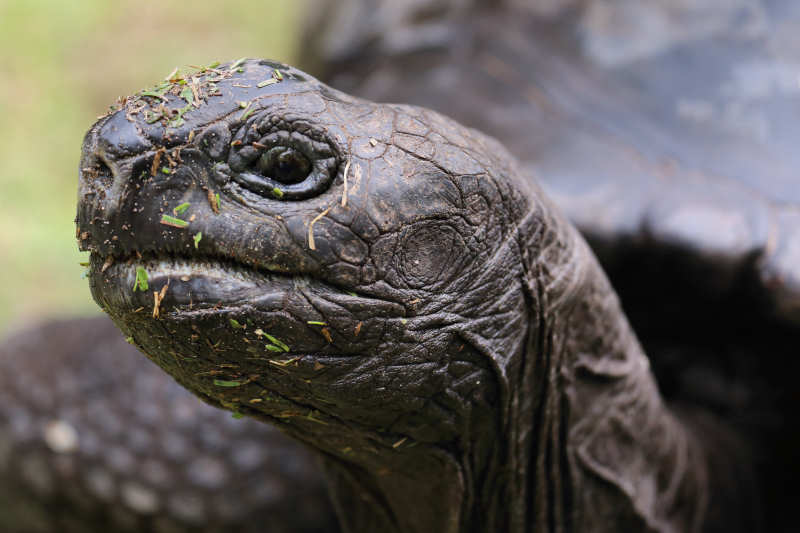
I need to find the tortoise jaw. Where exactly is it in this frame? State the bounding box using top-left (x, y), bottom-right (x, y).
top-left (86, 250), bottom-right (414, 441)
top-left (89, 253), bottom-right (290, 316)
top-left (87, 250), bottom-right (406, 350)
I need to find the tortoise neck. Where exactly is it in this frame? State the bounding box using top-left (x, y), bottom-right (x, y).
top-left (321, 450), bottom-right (469, 533)
top-left (555, 249), bottom-right (709, 531)
top-left (311, 404), bottom-right (509, 532)
top-left (521, 205), bottom-right (714, 532)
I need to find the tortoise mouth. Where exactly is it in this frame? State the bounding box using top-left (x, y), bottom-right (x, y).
top-left (89, 252), bottom-right (292, 315)
top-left (87, 251), bottom-right (395, 317)
top-left (87, 251), bottom-right (406, 348)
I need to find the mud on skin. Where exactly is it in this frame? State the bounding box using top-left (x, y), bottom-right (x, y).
top-left (78, 60), bottom-right (755, 532)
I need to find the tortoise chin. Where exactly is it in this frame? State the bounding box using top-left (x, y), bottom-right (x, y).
top-left (76, 58), bottom-right (518, 462)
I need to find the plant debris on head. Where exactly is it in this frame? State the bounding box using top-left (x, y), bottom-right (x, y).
top-left (104, 58), bottom-right (284, 130)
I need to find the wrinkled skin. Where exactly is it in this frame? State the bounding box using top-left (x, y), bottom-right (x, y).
top-left (77, 60), bottom-right (756, 532)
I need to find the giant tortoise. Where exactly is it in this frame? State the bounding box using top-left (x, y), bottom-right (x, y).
top-left (1, 1), bottom-right (798, 531)
top-left (72, 47), bottom-right (798, 532)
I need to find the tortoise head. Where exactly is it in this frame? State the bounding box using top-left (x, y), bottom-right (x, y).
top-left (77, 59), bottom-right (545, 453)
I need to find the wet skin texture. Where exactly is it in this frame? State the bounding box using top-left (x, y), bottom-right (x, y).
top-left (78, 60), bottom-right (755, 532)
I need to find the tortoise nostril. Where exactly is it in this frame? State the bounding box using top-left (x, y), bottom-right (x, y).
top-left (82, 156), bottom-right (114, 190)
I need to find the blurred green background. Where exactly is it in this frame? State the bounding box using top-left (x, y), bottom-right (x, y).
top-left (0, 0), bottom-right (305, 335)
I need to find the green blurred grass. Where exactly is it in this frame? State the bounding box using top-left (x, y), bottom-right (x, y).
top-left (0, 0), bottom-right (304, 334)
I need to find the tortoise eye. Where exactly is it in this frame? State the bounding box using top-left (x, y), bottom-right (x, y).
top-left (255, 147), bottom-right (312, 185)
top-left (227, 127), bottom-right (338, 201)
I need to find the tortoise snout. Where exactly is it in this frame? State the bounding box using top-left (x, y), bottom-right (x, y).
top-left (77, 109), bottom-right (156, 231)
top-left (78, 132), bottom-right (120, 252)
top-left (76, 112), bottom-right (169, 255)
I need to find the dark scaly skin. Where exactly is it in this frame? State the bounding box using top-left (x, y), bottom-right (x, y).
top-left (77, 60), bottom-right (756, 532)
top-left (301, 2), bottom-right (800, 529)
top-left (0, 316), bottom-right (338, 533)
